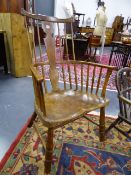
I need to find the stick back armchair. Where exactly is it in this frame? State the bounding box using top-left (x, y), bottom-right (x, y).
top-left (106, 67), bottom-right (131, 139)
top-left (21, 9), bottom-right (115, 174)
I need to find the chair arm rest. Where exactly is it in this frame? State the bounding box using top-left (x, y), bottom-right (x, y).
top-left (30, 64), bottom-right (43, 82)
top-left (119, 95), bottom-right (131, 105)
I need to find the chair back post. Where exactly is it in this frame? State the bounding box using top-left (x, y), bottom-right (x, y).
top-left (30, 65), bottom-right (46, 116)
top-left (101, 68), bottom-right (113, 97)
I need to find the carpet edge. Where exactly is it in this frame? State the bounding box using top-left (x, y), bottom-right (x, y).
top-left (0, 115), bottom-right (32, 171)
top-left (0, 113), bottom-right (120, 172)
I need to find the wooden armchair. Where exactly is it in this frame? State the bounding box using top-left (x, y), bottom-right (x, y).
top-left (106, 67), bottom-right (131, 139)
top-left (21, 9), bottom-right (115, 174)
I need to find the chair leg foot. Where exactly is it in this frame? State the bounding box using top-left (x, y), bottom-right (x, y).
top-left (105, 118), bottom-right (120, 134)
top-left (44, 128), bottom-right (53, 174)
top-left (99, 107), bottom-right (105, 142)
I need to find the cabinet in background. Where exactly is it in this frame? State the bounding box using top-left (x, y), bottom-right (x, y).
top-left (0, 0), bottom-right (34, 14)
top-left (80, 27), bottom-right (114, 45)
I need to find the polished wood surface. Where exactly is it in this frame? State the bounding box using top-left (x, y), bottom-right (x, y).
top-left (0, 0), bottom-right (33, 14)
top-left (22, 9), bottom-right (115, 174)
top-left (80, 27), bottom-right (114, 45)
top-left (112, 15), bottom-right (124, 41)
top-left (0, 0), bottom-right (23, 13)
top-left (0, 13), bottom-right (32, 77)
top-left (0, 0), bottom-right (8, 12)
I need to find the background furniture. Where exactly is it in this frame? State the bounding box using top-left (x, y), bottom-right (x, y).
top-left (0, 13), bottom-right (32, 77)
top-left (109, 41), bottom-right (131, 69)
top-left (73, 12), bottom-right (85, 33)
top-left (66, 13), bottom-right (85, 34)
top-left (0, 31), bottom-right (8, 73)
top-left (63, 37), bottom-right (89, 60)
top-left (124, 17), bottom-right (131, 30)
top-left (0, 0), bottom-right (33, 77)
top-left (34, 26), bottom-right (46, 45)
top-left (80, 27), bottom-right (114, 45)
top-left (22, 9), bottom-right (114, 174)
top-left (105, 28), bottom-right (114, 45)
top-left (106, 67), bottom-right (131, 139)
top-left (86, 34), bottom-right (101, 62)
top-left (112, 15), bottom-right (124, 41)
top-left (63, 34), bottom-right (101, 61)
top-left (80, 27), bottom-right (94, 34)
top-left (0, 0), bottom-right (34, 13)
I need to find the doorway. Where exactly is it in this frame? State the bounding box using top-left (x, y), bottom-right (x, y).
top-left (35, 0), bottom-right (54, 16)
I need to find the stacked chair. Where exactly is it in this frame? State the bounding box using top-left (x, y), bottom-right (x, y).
top-left (106, 67), bottom-right (131, 139)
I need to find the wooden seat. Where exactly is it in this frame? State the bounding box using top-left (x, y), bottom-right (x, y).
top-left (34, 89), bottom-right (109, 126)
top-left (21, 9), bottom-right (115, 174)
top-left (106, 67), bottom-right (131, 139)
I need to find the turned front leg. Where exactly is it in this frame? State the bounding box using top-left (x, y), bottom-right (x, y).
top-left (44, 128), bottom-right (54, 174)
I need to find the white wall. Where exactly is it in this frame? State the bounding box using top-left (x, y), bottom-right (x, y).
top-left (55, 0), bottom-right (131, 27)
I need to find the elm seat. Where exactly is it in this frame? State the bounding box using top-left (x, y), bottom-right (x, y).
top-left (21, 8), bottom-right (115, 175)
top-left (35, 90), bottom-right (109, 126)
